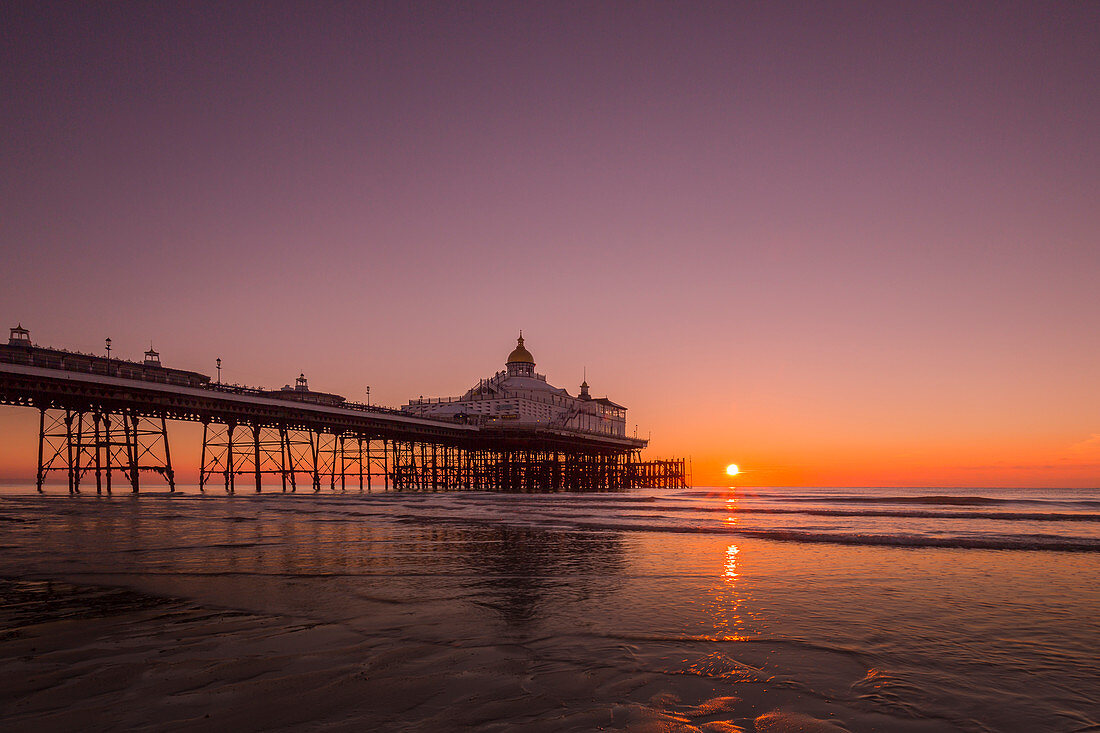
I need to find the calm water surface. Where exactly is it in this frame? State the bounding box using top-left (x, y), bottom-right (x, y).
top-left (1, 485), bottom-right (1097, 731)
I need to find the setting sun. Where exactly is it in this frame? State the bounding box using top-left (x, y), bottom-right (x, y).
top-left (726, 463), bottom-right (739, 476)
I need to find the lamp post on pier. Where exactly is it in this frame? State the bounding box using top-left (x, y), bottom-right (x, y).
top-left (105, 337), bottom-right (112, 375)
top-left (216, 357), bottom-right (222, 385)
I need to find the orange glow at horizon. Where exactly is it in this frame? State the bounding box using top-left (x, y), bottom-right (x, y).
top-left (654, 423), bottom-right (1100, 489)
top-left (0, 405), bottom-right (1098, 489)
top-left (0, 332), bottom-right (1097, 490)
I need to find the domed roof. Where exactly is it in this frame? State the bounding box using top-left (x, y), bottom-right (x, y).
top-left (506, 333), bottom-right (534, 364)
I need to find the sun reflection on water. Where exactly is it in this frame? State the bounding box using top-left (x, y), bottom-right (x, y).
top-left (702, 540), bottom-right (750, 640)
top-left (725, 492), bottom-right (739, 526)
top-left (724, 543), bottom-right (740, 582)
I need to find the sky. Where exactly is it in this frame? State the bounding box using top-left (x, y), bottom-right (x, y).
top-left (1, 2), bottom-right (1097, 488)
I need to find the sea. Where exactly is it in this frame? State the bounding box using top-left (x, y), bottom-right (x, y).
top-left (1, 485), bottom-right (1097, 732)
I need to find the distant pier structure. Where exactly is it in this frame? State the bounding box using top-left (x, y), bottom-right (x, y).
top-left (0, 326), bottom-right (687, 494)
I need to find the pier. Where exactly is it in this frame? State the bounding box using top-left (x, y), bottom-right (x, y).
top-left (0, 327), bottom-right (687, 493)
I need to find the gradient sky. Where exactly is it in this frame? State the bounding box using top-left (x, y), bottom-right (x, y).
top-left (2, 2), bottom-right (1097, 487)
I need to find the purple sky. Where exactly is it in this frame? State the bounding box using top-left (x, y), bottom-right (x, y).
top-left (2, 2), bottom-right (1098, 485)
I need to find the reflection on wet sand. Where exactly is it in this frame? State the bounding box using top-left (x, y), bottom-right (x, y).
top-left (438, 525), bottom-right (627, 627)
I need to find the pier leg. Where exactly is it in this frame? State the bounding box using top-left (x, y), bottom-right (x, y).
top-left (431, 443), bottom-right (438, 491)
top-left (75, 411), bottom-right (86, 493)
top-left (93, 412), bottom-right (102, 494)
top-left (127, 413), bottom-right (140, 492)
top-left (420, 443), bottom-right (428, 491)
top-left (103, 413), bottom-right (112, 494)
top-left (36, 408), bottom-right (45, 493)
top-left (336, 435), bottom-right (344, 492)
top-left (358, 437), bottom-right (364, 492)
top-left (253, 423), bottom-right (262, 493)
top-left (280, 426), bottom-right (288, 492)
top-left (199, 421), bottom-right (208, 492)
top-left (368, 439), bottom-right (376, 491)
top-left (161, 416), bottom-right (175, 492)
top-left (65, 410), bottom-right (76, 494)
top-left (310, 431), bottom-right (321, 492)
top-left (286, 428), bottom-right (298, 492)
top-left (332, 434), bottom-right (340, 492)
top-left (225, 423), bottom-right (235, 493)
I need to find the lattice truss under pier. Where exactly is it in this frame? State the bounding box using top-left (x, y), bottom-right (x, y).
top-left (330, 434), bottom-right (390, 492)
top-left (199, 423), bottom-right (391, 492)
top-left (201, 422), bottom-right (310, 492)
top-left (36, 408), bottom-right (174, 493)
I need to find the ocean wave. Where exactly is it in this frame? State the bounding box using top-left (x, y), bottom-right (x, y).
top-left (763, 494), bottom-right (1100, 508)
top-left (385, 497), bottom-right (1100, 523)
top-left (588, 631), bottom-right (869, 659)
top-left (676, 490), bottom-right (1100, 508)
top-left (550, 501), bottom-right (1100, 523)
top-left (722, 528), bottom-right (1100, 552)
top-left (702, 505), bottom-right (1096, 522)
top-left (767, 508), bottom-right (1100, 522)
top-left (560, 520), bottom-right (1100, 551)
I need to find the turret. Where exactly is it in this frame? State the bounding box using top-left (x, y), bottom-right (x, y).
top-left (144, 345), bottom-right (160, 366)
top-left (8, 324), bottom-right (30, 347)
top-left (295, 373), bottom-right (309, 391)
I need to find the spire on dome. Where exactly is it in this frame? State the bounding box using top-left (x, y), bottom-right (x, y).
top-left (506, 332), bottom-right (535, 376)
top-left (506, 333), bottom-right (534, 365)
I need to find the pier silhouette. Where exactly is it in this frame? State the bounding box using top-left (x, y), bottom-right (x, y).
top-left (0, 327), bottom-right (686, 493)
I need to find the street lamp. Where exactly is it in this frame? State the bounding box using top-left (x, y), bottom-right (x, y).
top-left (105, 337), bottom-right (112, 374)
top-left (366, 386), bottom-right (370, 406)
top-left (216, 357), bottom-right (222, 385)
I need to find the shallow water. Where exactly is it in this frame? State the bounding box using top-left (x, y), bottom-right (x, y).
top-left (1, 486), bottom-right (1098, 731)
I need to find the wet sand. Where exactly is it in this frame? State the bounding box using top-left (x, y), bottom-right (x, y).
top-left (0, 577), bottom-right (895, 732)
top-left (1, 490), bottom-right (1097, 731)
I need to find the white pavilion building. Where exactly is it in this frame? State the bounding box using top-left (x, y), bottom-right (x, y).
top-left (401, 334), bottom-right (628, 437)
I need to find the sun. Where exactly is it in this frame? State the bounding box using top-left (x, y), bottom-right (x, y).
top-left (726, 463), bottom-right (739, 476)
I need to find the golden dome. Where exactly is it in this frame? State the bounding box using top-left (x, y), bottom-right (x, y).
top-left (506, 333), bottom-right (535, 364)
